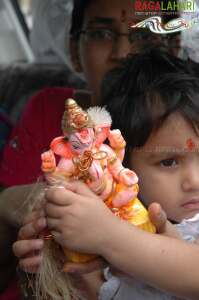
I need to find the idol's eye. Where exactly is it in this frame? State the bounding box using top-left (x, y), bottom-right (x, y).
top-left (71, 142), bottom-right (80, 150)
top-left (73, 145), bottom-right (79, 149)
top-left (160, 158), bottom-right (178, 167)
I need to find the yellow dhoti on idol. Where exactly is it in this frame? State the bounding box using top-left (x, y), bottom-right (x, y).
top-left (63, 183), bottom-right (155, 265)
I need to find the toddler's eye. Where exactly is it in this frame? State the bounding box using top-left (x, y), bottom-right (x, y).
top-left (160, 158), bottom-right (177, 167)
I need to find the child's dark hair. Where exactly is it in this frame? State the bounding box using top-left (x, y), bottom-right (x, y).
top-left (101, 49), bottom-right (199, 164)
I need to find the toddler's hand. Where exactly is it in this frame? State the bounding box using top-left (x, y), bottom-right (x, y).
top-left (45, 181), bottom-right (116, 254)
top-left (148, 203), bottom-right (181, 239)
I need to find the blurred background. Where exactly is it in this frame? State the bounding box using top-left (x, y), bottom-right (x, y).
top-left (0, 0), bottom-right (199, 128)
top-left (0, 0), bottom-right (34, 64)
top-left (0, 0), bottom-right (85, 151)
top-left (0, 0), bottom-right (74, 64)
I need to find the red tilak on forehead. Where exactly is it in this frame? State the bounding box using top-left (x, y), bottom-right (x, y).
top-left (121, 9), bottom-right (127, 23)
top-left (186, 138), bottom-right (196, 151)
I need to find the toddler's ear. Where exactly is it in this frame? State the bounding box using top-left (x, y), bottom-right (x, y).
top-left (70, 37), bottom-right (83, 73)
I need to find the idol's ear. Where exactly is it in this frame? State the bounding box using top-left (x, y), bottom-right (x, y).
top-left (50, 137), bottom-right (73, 159)
top-left (95, 125), bottom-right (110, 148)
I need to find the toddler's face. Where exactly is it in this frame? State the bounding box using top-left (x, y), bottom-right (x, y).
top-left (130, 113), bottom-right (199, 223)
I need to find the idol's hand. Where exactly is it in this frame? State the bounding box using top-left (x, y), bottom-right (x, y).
top-left (119, 169), bottom-right (138, 186)
top-left (41, 150), bottom-right (56, 173)
top-left (109, 129), bottom-right (126, 149)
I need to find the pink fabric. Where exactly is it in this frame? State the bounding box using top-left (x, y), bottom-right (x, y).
top-left (0, 87), bottom-right (74, 300)
top-left (0, 87), bottom-right (74, 187)
top-left (0, 278), bottom-right (20, 300)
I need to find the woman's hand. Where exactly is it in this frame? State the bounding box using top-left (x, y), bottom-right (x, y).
top-left (14, 180), bottom-right (180, 274)
top-left (12, 210), bottom-right (46, 273)
top-left (12, 196), bottom-right (107, 275)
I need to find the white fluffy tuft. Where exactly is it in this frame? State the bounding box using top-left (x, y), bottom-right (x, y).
top-left (87, 106), bottom-right (112, 126)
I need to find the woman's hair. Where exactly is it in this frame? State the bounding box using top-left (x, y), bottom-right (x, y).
top-left (101, 49), bottom-right (199, 163)
top-left (70, 0), bottom-right (178, 38)
top-left (70, 0), bottom-right (91, 38)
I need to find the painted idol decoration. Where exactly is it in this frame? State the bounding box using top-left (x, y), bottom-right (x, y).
top-left (41, 99), bottom-right (156, 265)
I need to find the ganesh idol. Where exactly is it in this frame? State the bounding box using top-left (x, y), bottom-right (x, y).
top-left (41, 98), bottom-right (139, 209)
top-left (34, 99), bottom-right (156, 300)
top-left (41, 99), bottom-right (155, 264)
